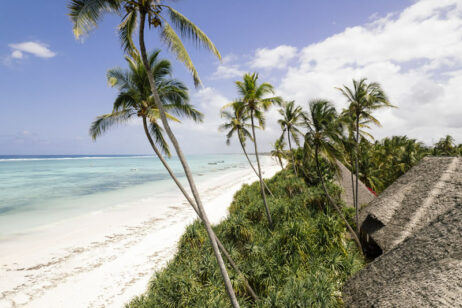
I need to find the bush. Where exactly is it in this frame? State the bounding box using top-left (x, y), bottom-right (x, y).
top-left (127, 170), bottom-right (363, 308)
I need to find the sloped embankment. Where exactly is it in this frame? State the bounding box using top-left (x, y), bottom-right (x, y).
top-left (127, 170), bottom-right (364, 307)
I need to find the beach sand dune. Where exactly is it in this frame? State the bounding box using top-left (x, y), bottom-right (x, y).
top-left (0, 157), bottom-right (279, 308)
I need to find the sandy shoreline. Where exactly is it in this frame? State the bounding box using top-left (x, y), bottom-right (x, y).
top-left (0, 156), bottom-right (280, 308)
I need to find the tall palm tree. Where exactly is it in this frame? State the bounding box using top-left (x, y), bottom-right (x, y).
top-left (278, 101), bottom-right (304, 175)
top-left (228, 73), bottom-right (282, 228)
top-left (337, 78), bottom-right (393, 233)
top-left (271, 138), bottom-right (286, 169)
top-left (304, 99), bottom-right (363, 255)
top-left (338, 110), bottom-right (373, 228)
top-left (219, 103), bottom-right (273, 196)
top-left (69, 2), bottom-right (239, 305)
top-left (90, 51), bottom-right (258, 302)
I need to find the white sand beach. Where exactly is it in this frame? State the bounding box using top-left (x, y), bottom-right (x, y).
top-left (0, 157), bottom-right (280, 308)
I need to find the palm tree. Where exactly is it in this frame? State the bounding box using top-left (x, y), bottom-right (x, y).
top-left (271, 138), bottom-right (286, 169)
top-left (433, 135), bottom-right (456, 156)
top-left (69, 2), bottom-right (239, 305)
top-left (91, 51), bottom-right (258, 302)
top-left (228, 73), bottom-right (282, 228)
top-left (304, 99), bottom-right (363, 255)
top-left (90, 51), bottom-right (201, 155)
top-left (278, 101), bottom-right (304, 175)
top-left (337, 78), bottom-right (393, 233)
top-left (219, 102), bottom-right (273, 196)
top-left (338, 110), bottom-right (374, 227)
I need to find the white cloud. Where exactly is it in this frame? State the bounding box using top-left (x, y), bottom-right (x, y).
top-left (170, 87), bottom-right (246, 153)
top-left (211, 54), bottom-right (245, 80)
top-left (9, 41), bottom-right (56, 59)
top-left (251, 45), bottom-right (297, 69)
top-left (212, 64), bottom-right (245, 80)
top-left (11, 50), bottom-right (24, 59)
top-left (276, 0), bottom-right (462, 144)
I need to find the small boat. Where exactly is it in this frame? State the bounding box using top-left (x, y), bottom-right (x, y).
top-left (208, 162), bottom-right (217, 165)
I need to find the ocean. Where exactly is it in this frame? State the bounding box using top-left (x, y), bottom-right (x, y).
top-left (0, 154), bottom-right (252, 238)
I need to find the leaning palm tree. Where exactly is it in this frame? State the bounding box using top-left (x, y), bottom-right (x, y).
top-left (271, 138), bottom-right (286, 169)
top-left (337, 78), bottom-right (393, 234)
top-left (69, 2), bottom-right (239, 304)
top-left (227, 73), bottom-right (282, 227)
top-left (278, 101), bottom-right (304, 175)
top-left (219, 102), bottom-right (273, 197)
top-left (304, 99), bottom-right (363, 255)
top-left (91, 51), bottom-right (257, 302)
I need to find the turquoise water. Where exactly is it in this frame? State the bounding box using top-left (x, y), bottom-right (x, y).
top-left (0, 154), bottom-right (251, 237)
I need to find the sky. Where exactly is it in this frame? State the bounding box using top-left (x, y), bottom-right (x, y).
top-left (0, 0), bottom-right (461, 155)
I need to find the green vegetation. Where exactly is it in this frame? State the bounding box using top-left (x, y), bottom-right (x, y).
top-left (127, 170), bottom-right (363, 307)
top-left (69, 2), bottom-right (461, 306)
top-left (224, 73), bottom-right (282, 228)
top-left (278, 101), bottom-right (304, 175)
top-left (344, 135), bottom-right (462, 194)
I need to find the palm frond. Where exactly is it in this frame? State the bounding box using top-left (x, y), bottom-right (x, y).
top-left (89, 109), bottom-right (134, 140)
top-left (147, 109), bottom-right (181, 123)
top-left (164, 6), bottom-right (221, 60)
top-left (69, 0), bottom-right (121, 39)
top-left (160, 22), bottom-right (201, 87)
top-left (149, 120), bottom-right (171, 157)
top-left (118, 9), bottom-right (138, 55)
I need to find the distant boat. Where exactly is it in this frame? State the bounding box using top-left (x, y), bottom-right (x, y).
top-left (208, 162), bottom-right (217, 165)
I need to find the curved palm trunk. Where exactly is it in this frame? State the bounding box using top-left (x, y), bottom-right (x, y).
top-left (250, 110), bottom-right (273, 228)
top-left (277, 156), bottom-right (283, 169)
top-left (142, 117), bottom-right (257, 301)
top-left (138, 12), bottom-right (239, 308)
top-left (237, 131), bottom-right (273, 197)
top-left (287, 130), bottom-right (297, 176)
top-left (355, 117), bottom-right (360, 234)
top-left (315, 146), bottom-right (364, 256)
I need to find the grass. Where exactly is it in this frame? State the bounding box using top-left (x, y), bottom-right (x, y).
top-left (127, 170), bottom-right (364, 307)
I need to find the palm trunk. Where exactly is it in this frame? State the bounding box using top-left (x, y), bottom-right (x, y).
top-left (138, 11), bottom-right (239, 308)
top-left (315, 146), bottom-right (364, 255)
top-left (141, 118), bottom-right (257, 301)
top-left (250, 110), bottom-right (273, 227)
top-left (278, 156), bottom-right (283, 169)
top-left (287, 130), bottom-right (297, 176)
top-left (237, 131), bottom-right (273, 197)
top-left (355, 117), bottom-right (360, 234)
top-left (349, 151), bottom-right (356, 210)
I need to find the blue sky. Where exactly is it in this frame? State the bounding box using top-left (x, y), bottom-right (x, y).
top-left (1, 0), bottom-right (461, 155)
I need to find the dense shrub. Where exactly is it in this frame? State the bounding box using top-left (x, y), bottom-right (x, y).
top-left (127, 170), bottom-right (363, 307)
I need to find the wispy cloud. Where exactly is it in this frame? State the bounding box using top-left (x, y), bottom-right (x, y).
top-left (7, 41), bottom-right (56, 62)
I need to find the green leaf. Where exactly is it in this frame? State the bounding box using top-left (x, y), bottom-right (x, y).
top-left (160, 22), bottom-right (201, 87)
top-left (165, 6), bottom-right (221, 60)
top-left (118, 9), bottom-right (138, 55)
